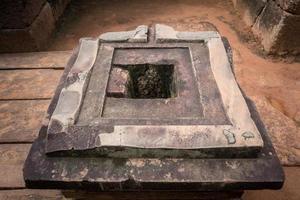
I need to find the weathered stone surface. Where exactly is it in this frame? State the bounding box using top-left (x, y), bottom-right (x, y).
top-left (0, 69), bottom-right (62, 100)
top-left (99, 25), bottom-right (148, 42)
top-left (0, 189), bottom-right (65, 200)
top-left (46, 25), bottom-right (264, 158)
top-left (107, 67), bottom-right (130, 98)
top-left (155, 24), bottom-right (219, 42)
top-left (164, 22), bottom-right (218, 32)
top-left (23, 96), bottom-right (284, 190)
top-left (26, 2), bottom-right (56, 50)
top-left (0, 2), bottom-right (55, 53)
top-left (48, 0), bottom-right (72, 21)
top-left (0, 51), bottom-right (71, 69)
top-left (233, 0), bottom-right (267, 26)
top-left (24, 25), bottom-right (283, 191)
top-left (0, 100), bottom-right (49, 143)
top-left (252, 0), bottom-right (300, 54)
top-left (244, 167), bottom-right (300, 200)
top-left (48, 38), bottom-right (98, 131)
top-left (64, 190), bottom-right (243, 199)
top-left (0, 144), bottom-right (31, 188)
top-left (276, 0), bottom-right (300, 14)
top-left (251, 96), bottom-right (300, 165)
top-left (0, 0), bottom-right (46, 29)
top-left (233, 0), bottom-right (300, 54)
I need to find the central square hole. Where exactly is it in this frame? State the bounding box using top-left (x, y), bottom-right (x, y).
top-left (127, 64), bottom-right (176, 98)
top-left (107, 64), bottom-right (176, 99)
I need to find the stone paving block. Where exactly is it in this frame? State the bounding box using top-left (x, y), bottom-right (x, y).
top-left (0, 144), bottom-right (31, 188)
top-left (0, 69), bottom-right (62, 99)
top-left (0, 51), bottom-right (71, 69)
top-left (0, 189), bottom-right (65, 200)
top-left (0, 100), bottom-right (49, 143)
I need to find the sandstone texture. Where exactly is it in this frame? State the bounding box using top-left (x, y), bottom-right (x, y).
top-left (233, 0), bottom-right (300, 54)
top-left (252, 96), bottom-right (300, 165)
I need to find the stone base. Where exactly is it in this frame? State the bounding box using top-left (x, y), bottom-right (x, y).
top-left (0, 0), bottom-right (71, 53)
top-left (63, 190), bottom-right (244, 200)
top-left (23, 25), bottom-right (284, 192)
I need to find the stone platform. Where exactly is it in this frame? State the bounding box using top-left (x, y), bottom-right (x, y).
top-left (23, 25), bottom-right (284, 194)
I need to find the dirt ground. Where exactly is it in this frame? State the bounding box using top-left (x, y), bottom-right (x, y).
top-left (46, 0), bottom-right (300, 199)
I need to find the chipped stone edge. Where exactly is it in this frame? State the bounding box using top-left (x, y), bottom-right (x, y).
top-left (47, 38), bottom-right (99, 134)
top-left (155, 24), bottom-right (220, 42)
top-left (206, 36), bottom-right (264, 148)
top-left (99, 25), bottom-right (148, 43)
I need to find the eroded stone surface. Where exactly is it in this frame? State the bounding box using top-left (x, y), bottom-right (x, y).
top-left (252, 96), bottom-right (300, 165)
top-left (46, 24), bottom-right (264, 158)
top-left (276, 0), bottom-right (300, 14)
top-left (234, 0), bottom-right (300, 54)
top-left (99, 25), bottom-right (148, 42)
top-left (24, 24), bottom-right (284, 191)
top-left (48, 38), bottom-right (99, 133)
top-left (252, 0), bottom-right (300, 54)
top-left (107, 67), bottom-right (130, 98)
top-left (155, 24), bottom-right (219, 42)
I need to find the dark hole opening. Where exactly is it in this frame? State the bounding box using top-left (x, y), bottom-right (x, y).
top-left (107, 64), bottom-right (176, 99)
top-left (124, 64), bottom-right (176, 99)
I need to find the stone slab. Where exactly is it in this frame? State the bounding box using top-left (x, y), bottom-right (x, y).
top-left (0, 189), bottom-right (65, 200)
top-left (0, 144), bottom-right (31, 188)
top-left (99, 25), bottom-right (148, 43)
top-left (155, 24), bottom-right (219, 42)
top-left (243, 167), bottom-right (300, 200)
top-left (63, 190), bottom-right (243, 199)
top-left (0, 51), bottom-right (71, 69)
top-left (23, 96), bottom-right (284, 190)
top-left (0, 69), bottom-right (62, 100)
top-left (0, 100), bottom-right (49, 143)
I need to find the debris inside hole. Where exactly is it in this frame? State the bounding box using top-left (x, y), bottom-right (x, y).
top-left (108, 64), bottom-right (176, 99)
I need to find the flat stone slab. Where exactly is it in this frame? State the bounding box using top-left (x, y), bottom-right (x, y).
top-left (45, 24), bottom-right (263, 158)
